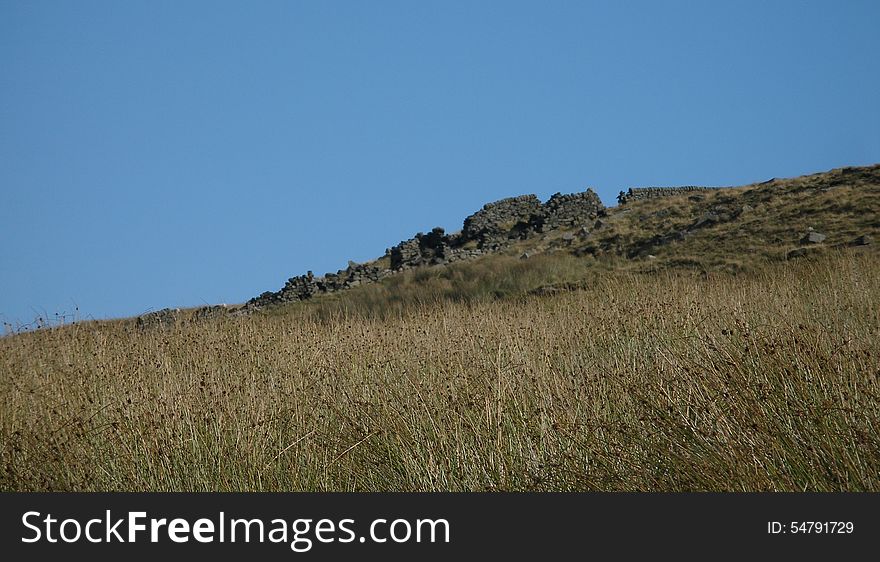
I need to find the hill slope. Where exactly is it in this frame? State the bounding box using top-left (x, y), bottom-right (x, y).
top-left (1, 164), bottom-right (879, 492)
top-left (126, 164), bottom-right (880, 328)
top-left (223, 163), bottom-right (878, 321)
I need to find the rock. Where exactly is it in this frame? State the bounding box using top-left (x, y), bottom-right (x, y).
top-left (800, 231), bottom-right (826, 244)
top-left (193, 304), bottom-right (230, 321)
top-left (691, 212), bottom-right (719, 230)
top-left (851, 234), bottom-right (873, 246)
top-left (618, 186), bottom-right (714, 204)
top-left (136, 308), bottom-right (181, 330)
top-left (741, 204), bottom-right (754, 213)
top-left (561, 232), bottom-right (575, 242)
top-left (461, 194), bottom-right (544, 242)
top-left (542, 190), bottom-right (604, 230)
top-left (786, 247), bottom-right (809, 260)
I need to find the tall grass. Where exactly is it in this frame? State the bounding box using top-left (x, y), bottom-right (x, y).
top-left (284, 252), bottom-right (600, 322)
top-left (1, 252), bottom-right (878, 491)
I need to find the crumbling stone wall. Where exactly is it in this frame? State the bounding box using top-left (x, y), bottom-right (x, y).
top-left (135, 304), bottom-right (235, 330)
top-left (389, 227), bottom-right (453, 270)
top-left (542, 190), bottom-right (604, 229)
top-left (461, 195), bottom-right (543, 242)
top-left (617, 186), bottom-right (716, 205)
top-left (249, 260), bottom-right (394, 308)
top-left (387, 230), bottom-right (489, 271)
top-left (245, 188), bottom-right (605, 310)
top-left (388, 237), bottom-right (422, 270)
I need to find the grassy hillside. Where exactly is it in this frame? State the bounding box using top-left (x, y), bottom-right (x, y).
top-left (585, 164), bottom-right (880, 271)
top-left (2, 164), bottom-right (878, 491)
top-left (288, 165), bottom-right (879, 315)
top-left (2, 250), bottom-right (878, 491)
top-left (227, 165), bottom-right (874, 321)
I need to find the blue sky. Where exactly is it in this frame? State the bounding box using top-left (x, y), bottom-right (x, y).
top-left (2, 0), bottom-right (879, 326)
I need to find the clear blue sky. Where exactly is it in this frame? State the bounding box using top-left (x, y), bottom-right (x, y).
top-left (2, 1), bottom-right (879, 326)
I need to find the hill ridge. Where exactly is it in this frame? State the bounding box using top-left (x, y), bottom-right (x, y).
top-left (135, 163), bottom-right (879, 328)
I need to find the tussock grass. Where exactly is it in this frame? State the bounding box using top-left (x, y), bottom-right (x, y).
top-left (578, 164), bottom-right (880, 271)
top-left (284, 252), bottom-right (599, 321)
top-left (1, 252), bottom-right (878, 491)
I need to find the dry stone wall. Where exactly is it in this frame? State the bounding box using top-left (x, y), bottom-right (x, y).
top-left (245, 188), bottom-right (605, 309)
top-left (542, 190), bottom-right (604, 229)
top-left (617, 186), bottom-right (717, 205)
top-left (461, 195), bottom-right (544, 242)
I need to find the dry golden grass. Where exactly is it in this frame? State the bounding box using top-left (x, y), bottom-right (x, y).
top-left (572, 164), bottom-right (880, 273)
top-left (1, 251), bottom-right (879, 491)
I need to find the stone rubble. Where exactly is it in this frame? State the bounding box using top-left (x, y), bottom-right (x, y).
top-left (617, 186), bottom-right (718, 205)
top-left (243, 188), bottom-right (605, 310)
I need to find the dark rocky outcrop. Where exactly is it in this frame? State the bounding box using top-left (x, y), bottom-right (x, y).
top-left (132, 163), bottom-right (879, 328)
top-left (542, 190), bottom-right (605, 229)
top-left (462, 195), bottom-right (544, 242)
top-left (244, 188), bottom-right (605, 309)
